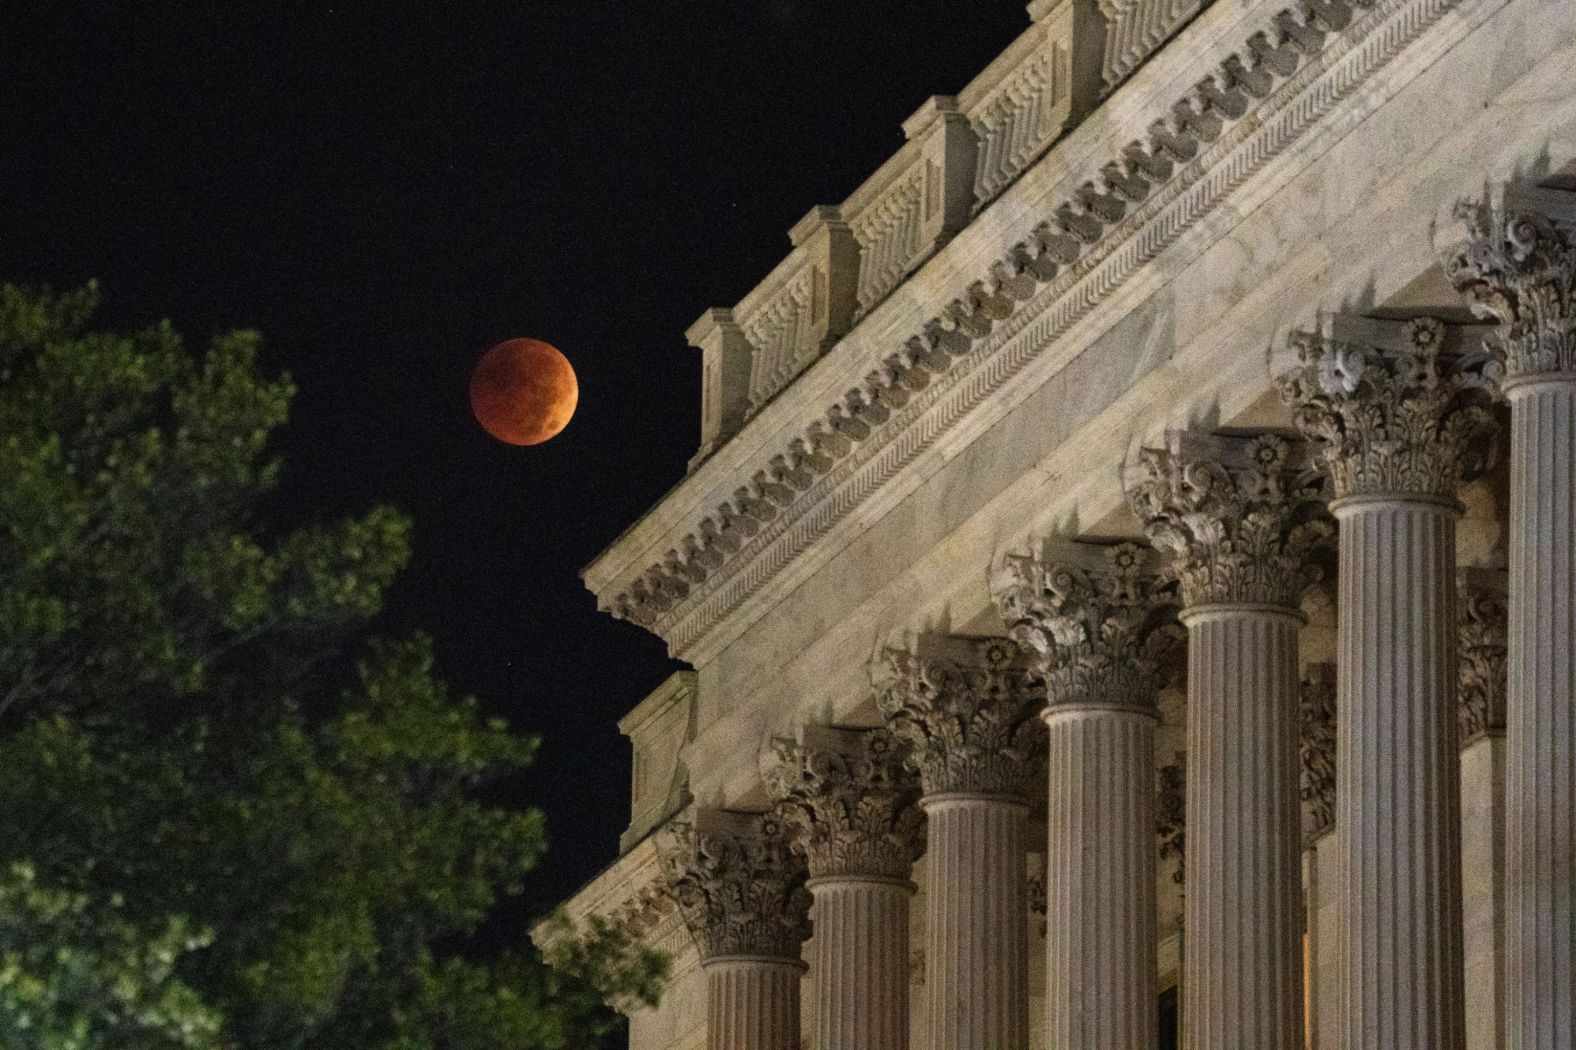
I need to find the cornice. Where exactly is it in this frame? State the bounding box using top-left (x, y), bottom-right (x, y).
top-left (590, 0), bottom-right (1489, 662)
top-left (533, 835), bottom-right (692, 961)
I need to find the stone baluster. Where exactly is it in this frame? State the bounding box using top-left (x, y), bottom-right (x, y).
top-left (764, 726), bottom-right (924, 1050)
top-left (877, 637), bottom-right (1045, 1050)
top-left (659, 810), bottom-right (812, 1050)
top-left (1127, 431), bottom-right (1331, 1050)
top-left (1457, 570), bottom-right (1509, 1050)
top-left (1280, 314), bottom-right (1500, 1050)
top-left (995, 541), bottom-right (1180, 1050)
top-left (1448, 193), bottom-right (1576, 1050)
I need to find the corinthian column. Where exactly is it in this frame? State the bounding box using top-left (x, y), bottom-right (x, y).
top-left (1457, 571), bottom-right (1509, 1050)
top-left (1300, 664), bottom-right (1339, 1050)
top-left (878, 637), bottom-right (1044, 1050)
top-left (660, 810), bottom-right (811, 1050)
top-left (764, 726), bottom-right (924, 1050)
top-left (1448, 193), bottom-right (1576, 1050)
top-left (1280, 315), bottom-right (1499, 1050)
top-left (995, 541), bottom-right (1180, 1050)
top-left (1127, 431), bottom-right (1330, 1050)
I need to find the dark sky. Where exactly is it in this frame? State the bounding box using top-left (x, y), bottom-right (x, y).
top-left (1, 1), bottom-right (1028, 919)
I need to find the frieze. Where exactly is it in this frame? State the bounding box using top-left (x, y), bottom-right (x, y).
top-left (601, 0), bottom-right (1480, 660)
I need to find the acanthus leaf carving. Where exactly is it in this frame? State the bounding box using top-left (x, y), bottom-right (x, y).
top-left (605, 0), bottom-right (1430, 654)
top-left (1299, 663), bottom-right (1337, 843)
top-left (1127, 433), bottom-right (1333, 609)
top-left (657, 812), bottom-right (811, 962)
top-left (1446, 197), bottom-right (1576, 385)
top-left (1457, 571), bottom-right (1508, 742)
top-left (875, 637), bottom-right (1046, 799)
top-left (762, 727), bottom-right (925, 882)
top-left (993, 541), bottom-right (1182, 709)
top-left (1157, 752), bottom-right (1186, 887)
top-left (1276, 317), bottom-right (1501, 503)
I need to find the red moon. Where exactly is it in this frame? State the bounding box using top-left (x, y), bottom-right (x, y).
top-left (469, 338), bottom-right (578, 446)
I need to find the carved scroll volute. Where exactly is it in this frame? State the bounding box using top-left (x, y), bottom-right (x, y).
top-left (874, 636), bottom-right (1046, 800)
top-left (762, 726), bottom-right (925, 883)
top-left (1299, 663), bottom-right (1337, 844)
top-left (1458, 569), bottom-right (1508, 743)
top-left (992, 541), bottom-right (1182, 710)
top-left (1276, 316), bottom-right (1501, 505)
top-left (1446, 195), bottom-right (1576, 385)
top-left (657, 810), bottom-right (812, 962)
top-left (1126, 432), bottom-right (1333, 610)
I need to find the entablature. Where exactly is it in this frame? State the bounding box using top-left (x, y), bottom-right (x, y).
top-left (584, 0), bottom-right (1509, 670)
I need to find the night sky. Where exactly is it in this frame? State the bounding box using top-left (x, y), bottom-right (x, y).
top-left (2, 1), bottom-right (1030, 921)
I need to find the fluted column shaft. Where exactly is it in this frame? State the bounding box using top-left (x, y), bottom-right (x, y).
top-left (706, 958), bottom-right (804, 1050)
top-left (924, 794), bottom-right (1030, 1050)
top-left (879, 638), bottom-right (1045, 1050)
top-left (1505, 379), bottom-right (1576, 1049)
top-left (806, 878), bottom-right (911, 1050)
top-left (1043, 705), bottom-right (1158, 1050)
top-left (765, 726), bottom-right (922, 1050)
top-left (1335, 497), bottom-right (1466, 1050)
top-left (1181, 606), bottom-right (1305, 1050)
top-left (659, 812), bottom-right (811, 1050)
top-left (1127, 430), bottom-right (1327, 1050)
top-left (1461, 734), bottom-right (1508, 1050)
top-left (996, 541), bottom-right (1181, 1050)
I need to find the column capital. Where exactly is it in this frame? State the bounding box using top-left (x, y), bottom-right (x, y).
top-left (1445, 191), bottom-right (1576, 388)
top-left (994, 540), bottom-right (1181, 710)
top-left (1277, 316), bottom-right (1500, 505)
top-left (1458, 568), bottom-right (1508, 742)
top-left (1299, 663), bottom-right (1336, 844)
top-left (658, 809), bottom-right (812, 963)
top-left (875, 635), bottom-right (1045, 799)
top-left (1128, 431), bottom-right (1333, 609)
top-left (763, 726), bottom-right (924, 883)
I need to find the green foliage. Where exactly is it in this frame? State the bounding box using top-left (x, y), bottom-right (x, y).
top-left (0, 285), bottom-right (664, 1048)
top-left (0, 863), bottom-right (221, 1050)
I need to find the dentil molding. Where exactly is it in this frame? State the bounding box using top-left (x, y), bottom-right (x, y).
top-left (598, 0), bottom-right (1496, 662)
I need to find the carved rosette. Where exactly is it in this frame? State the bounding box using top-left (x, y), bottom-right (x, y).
top-left (1299, 664), bottom-right (1336, 843)
top-left (763, 728), bottom-right (925, 882)
top-left (1127, 434), bottom-right (1332, 610)
top-left (1157, 753), bottom-right (1186, 887)
top-left (1446, 199), bottom-right (1576, 385)
top-left (658, 815), bottom-right (812, 962)
top-left (994, 542), bottom-right (1182, 709)
top-left (1277, 318), bottom-right (1500, 504)
top-left (875, 638), bottom-right (1046, 799)
top-left (1458, 575), bottom-right (1508, 742)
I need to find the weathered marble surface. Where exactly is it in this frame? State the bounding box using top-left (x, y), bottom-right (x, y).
top-left (549, 0), bottom-right (1576, 1043)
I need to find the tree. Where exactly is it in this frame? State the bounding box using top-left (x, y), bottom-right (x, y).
top-left (0, 284), bottom-right (664, 1049)
top-left (0, 862), bottom-right (220, 1050)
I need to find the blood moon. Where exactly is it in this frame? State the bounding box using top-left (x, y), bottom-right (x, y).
top-left (469, 338), bottom-right (578, 446)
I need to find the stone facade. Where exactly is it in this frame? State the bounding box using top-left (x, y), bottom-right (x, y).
top-left (540, 0), bottom-right (1576, 1046)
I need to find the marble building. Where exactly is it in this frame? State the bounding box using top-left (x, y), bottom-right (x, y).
top-left (536, 0), bottom-right (1576, 1046)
